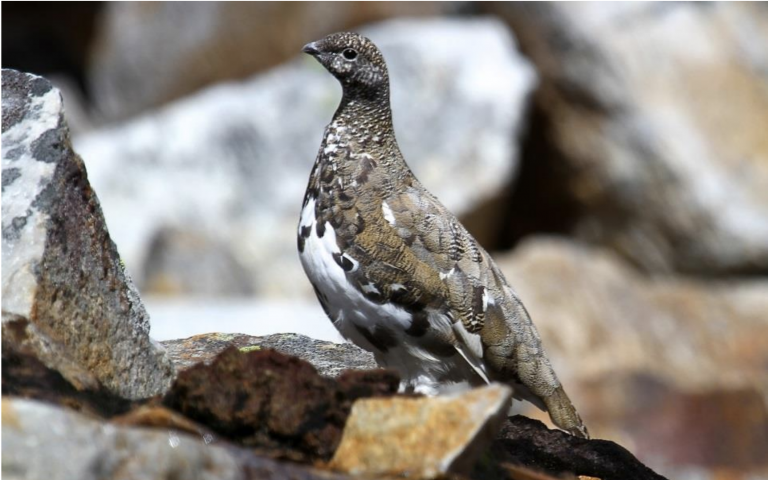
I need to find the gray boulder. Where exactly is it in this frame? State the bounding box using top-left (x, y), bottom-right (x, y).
top-left (1, 398), bottom-right (359, 480)
top-left (491, 2), bottom-right (768, 274)
top-left (1, 69), bottom-right (174, 399)
top-left (75, 17), bottom-right (537, 298)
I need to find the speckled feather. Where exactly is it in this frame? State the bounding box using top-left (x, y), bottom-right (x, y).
top-left (298, 32), bottom-right (588, 438)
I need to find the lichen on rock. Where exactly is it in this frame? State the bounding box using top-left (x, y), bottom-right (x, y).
top-left (1, 69), bottom-right (175, 399)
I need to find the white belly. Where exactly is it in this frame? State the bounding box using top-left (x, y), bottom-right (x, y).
top-left (298, 198), bottom-right (410, 345)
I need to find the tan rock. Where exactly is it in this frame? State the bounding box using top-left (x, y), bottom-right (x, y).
top-left (497, 237), bottom-right (768, 391)
top-left (329, 384), bottom-right (512, 478)
top-left (495, 237), bottom-right (768, 477)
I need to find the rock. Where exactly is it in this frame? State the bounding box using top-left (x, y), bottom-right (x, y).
top-left (489, 3), bottom-right (768, 275)
top-left (497, 237), bottom-right (768, 391)
top-left (2, 342), bottom-right (133, 418)
top-left (497, 465), bottom-right (572, 480)
top-left (493, 416), bottom-right (667, 480)
top-left (74, 17), bottom-right (536, 298)
top-left (162, 332), bottom-right (376, 376)
top-left (328, 384), bottom-right (513, 478)
top-left (2, 3), bottom-right (101, 103)
top-left (1, 69), bottom-right (175, 399)
top-left (2, 397), bottom-right (362, 480)
top-left (87, 3), bottom-right (465, 121)
top-left (578, 375), bottom-right (768, 477)
top-left (495, 237), bottom-right (768, 477)
top-left (162, 346), bottom-right (399, 462)
top-left (141, 227), bottom-right (255, 296)
top-left (144, 297), bottom-right (344, 342)
top-left (111, 404), bottom-right (216, 439)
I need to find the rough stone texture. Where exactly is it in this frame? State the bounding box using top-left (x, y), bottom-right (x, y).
top-left (2, 339), bottom-right (133, 418)
top-left (496, 237), bottom-right (768, 478)
top-left (329, 384), bottom-right (512, 478)
top-left (1, 69), bottom-right (175, 399)
top-left (162, 347), bottom-right (399, 462)
top-left (2, 398), bottom-right (362, 480)
top-left (74, 17), bottom-right (536, 298)
top-left (490, 2), bottom-right (768, 275)
top-left (88, 3), bottom-right (466, 121)
top-left (162, 332), bottom-right (376, 376)
top-left (3, 318), bottom-right (668, 480)
top-left (493, 416), bottom-right (668, 480)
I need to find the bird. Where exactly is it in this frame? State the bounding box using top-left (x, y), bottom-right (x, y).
top-left (297, 31), bottom-right (588, 438)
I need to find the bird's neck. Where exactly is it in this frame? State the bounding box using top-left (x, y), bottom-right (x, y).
top-left (333, 90), bottom-right (394, 138)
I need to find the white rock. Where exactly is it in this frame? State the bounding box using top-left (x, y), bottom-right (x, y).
top-left (75, 17), bottom-right (537, 299)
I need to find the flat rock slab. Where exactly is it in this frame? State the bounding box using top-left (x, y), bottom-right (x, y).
top-left (162, 332), bottom-right (376, 377)
top-left (329, 384), bottom-right (513, 478)
top-left (1, 69), bottom-right (174, 399)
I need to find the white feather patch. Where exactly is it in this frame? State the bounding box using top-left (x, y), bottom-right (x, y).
top-left (381, 201), bottom-right (396, 226)
top-left (439, 268), bottom-right (455, 280)
top-left (299, 197), bottom-right (316, 230)
top-left (452, 322), bottom-right (489, 383)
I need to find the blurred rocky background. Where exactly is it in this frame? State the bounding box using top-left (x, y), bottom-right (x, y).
top-left (3, 3), bottom-right (767, 480)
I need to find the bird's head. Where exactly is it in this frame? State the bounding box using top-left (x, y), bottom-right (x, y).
top-left (303, 32), bottom-right (389, 99)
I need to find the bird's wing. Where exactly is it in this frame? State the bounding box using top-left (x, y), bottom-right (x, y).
top-left (375, 182), bottom-right (589, 438)
top-left (323, 163), bottom-right (588, 437)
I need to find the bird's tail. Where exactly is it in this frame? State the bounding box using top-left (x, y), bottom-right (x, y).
top-left (543, 385), bottom-right (589, 439)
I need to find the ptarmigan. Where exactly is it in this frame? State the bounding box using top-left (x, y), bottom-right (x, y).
top-left (297, 32), bottom-right (588, 438)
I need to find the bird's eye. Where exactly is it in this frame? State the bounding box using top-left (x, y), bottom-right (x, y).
top-left (342, 48), bottom-right (358, 60)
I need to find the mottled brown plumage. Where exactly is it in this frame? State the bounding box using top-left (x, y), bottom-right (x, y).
top-left (298, 32), bottom-right (588, 438)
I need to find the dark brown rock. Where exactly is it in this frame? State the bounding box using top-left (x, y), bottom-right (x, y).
top-left (1, 340), bottom-right (132, 418)
top-left (493, 416), bottom-right (667, 480)
top-left (162, 346), bottom-right (399, 462)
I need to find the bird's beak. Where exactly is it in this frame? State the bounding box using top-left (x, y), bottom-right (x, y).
top-left (302, 41), bottom-right (321, 56)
